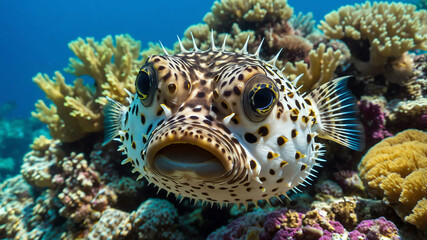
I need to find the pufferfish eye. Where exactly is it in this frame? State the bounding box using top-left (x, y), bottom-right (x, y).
top-left (136, 64), bottom-right (158, 107)
top-left (243, 74), bottom-right (279, 122)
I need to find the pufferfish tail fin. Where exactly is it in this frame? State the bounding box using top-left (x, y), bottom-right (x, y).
top-left (307, 76), bottom-right (365, 151)
top-left (102, 97), bottom-right (126, 146)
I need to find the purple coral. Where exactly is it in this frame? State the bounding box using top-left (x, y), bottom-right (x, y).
top-left (261, 209), bottom-right (346, 240)
top-left (359, 100), bottom-right (392, 145)
top-left (349, 217), bottom-right (400, 240)
top-left (314, 180), bottom-right (343, 197)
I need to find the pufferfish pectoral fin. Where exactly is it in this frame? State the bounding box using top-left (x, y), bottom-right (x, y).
top-left (307, 76), bottom-right (365, 151)
top-left (102, 97), bottom-right (126, 146)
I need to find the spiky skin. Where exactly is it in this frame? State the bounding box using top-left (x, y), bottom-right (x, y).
top-left (108, 37), bottom-right (363, 206)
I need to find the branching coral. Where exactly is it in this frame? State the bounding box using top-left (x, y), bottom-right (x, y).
top-left (263, 19), bottom-right (313, 66)
top-left (204, 0), bottom-right (293, 32)
top-left (283, 43), bottom-right (343, 93)
top-left (175, 0), bottom-right (294, 56)
top-left (174, 0), bottom-right (346, 94)
top-left (319, 1), bottom-right (427, 76)
top-left (358, 129), bottom-right (427, 230)
top-left (32, 35), bottom-right (144, 142)
top-left (289, 12), bottom-right (316, 37)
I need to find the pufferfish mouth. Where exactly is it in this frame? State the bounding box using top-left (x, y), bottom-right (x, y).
top-left (153, 143), bottom-right (225, 179)
top-left (145, 124), bottom-right (234, 180)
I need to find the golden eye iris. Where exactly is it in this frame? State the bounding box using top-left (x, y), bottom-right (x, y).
top-left (243, 74), bottom-right (279, 122)
top-left (136, 64), bottom-right (157, 107)
top-left (136, 69), bottom-right (150, 100)
top-left (250, 83), bottom-right (277, 114)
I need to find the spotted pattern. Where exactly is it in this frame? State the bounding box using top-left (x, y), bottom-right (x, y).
top-left (114, 42), bottom-right (325, 206)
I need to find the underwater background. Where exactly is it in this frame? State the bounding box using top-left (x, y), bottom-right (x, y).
top-left (0, 0), bottom-right (426, 239)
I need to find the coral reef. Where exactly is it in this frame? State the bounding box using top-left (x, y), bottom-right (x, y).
top-left (358, 97), bottom-right (393, 145)
top-left (3, 0), bottom-right (425, 239)
top-left (32, 35), bottom-right (145, 142)
top-left (88, 199), bottom-right (183, 240)
top-left (358, 129), bottom-right (427, 230)
top-left (289, 12), bottom-right (316, 37)
top-left (208, 200), bottom-right (400, 240)
top-left (333, 170), bottom-right (365, 195)
top-left (348, 217), bottom-right (400, 240)
top-left (21, 136), bottom-right (61, 188)
top-left (319, 1), bottom-right (427, 77)
top-left (0, 175), bottom-right (33, 239)
top-left (174, 0), bottom-right (348, 94)
top-left (54, 152), bottom-right (117, 226)
top-left (314, 180), bottom-right (343, 199)
top-left (283, 43), bottom-right (343, 93)
top-left (204, 0), bottom-right (293, 31)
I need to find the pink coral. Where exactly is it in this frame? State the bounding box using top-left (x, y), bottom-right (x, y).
top-left (349, 217), bottom-right (400, 240)
top-left (55, 152), bottom-right (117, 226)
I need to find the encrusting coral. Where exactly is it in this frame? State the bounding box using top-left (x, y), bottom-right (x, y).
top-left (32, 35), bottom-right (145, 142)
top-left (358, 129), bottom-right (427, 230)
top-left (319, 1), bottom-right (427, 78)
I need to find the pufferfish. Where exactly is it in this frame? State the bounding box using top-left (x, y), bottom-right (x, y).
top-left (103, 33), bottom-right (364, 206)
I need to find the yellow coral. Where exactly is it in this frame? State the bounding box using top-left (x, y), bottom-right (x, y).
top-left (319, 2), bottom-right (427, 74)
top-left (358, 129), bottom-right (427, 229)
top-left (283, 43), bottom-right (343, 93)
top-left (33, 35), bottom-right (144, 142)
top-left (204, 0), bottom-right (293, 29)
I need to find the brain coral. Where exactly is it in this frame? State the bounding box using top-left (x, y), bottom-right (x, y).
top-left (319, 1), bottom-right (427, 76)
top-left (358, 129), bottom-right (427, 230)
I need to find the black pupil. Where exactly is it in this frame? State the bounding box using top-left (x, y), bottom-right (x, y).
top-left (253, 88), bottom-right (274, 110)
top-left (137, 71), bottom-right (151, 95)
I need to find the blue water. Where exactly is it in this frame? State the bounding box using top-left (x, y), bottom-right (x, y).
top-left (0, 0), bottom-right (416, 118)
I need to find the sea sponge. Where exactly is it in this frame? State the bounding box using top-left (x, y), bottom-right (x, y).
top-left (358, 129), bottom-right (427, 229)
top-left (32, 34), bottom-right (144, 142)
top-left (283, 43), bottom-right (343, 93)
top-left (319, 1), bottom-right (427, 76)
